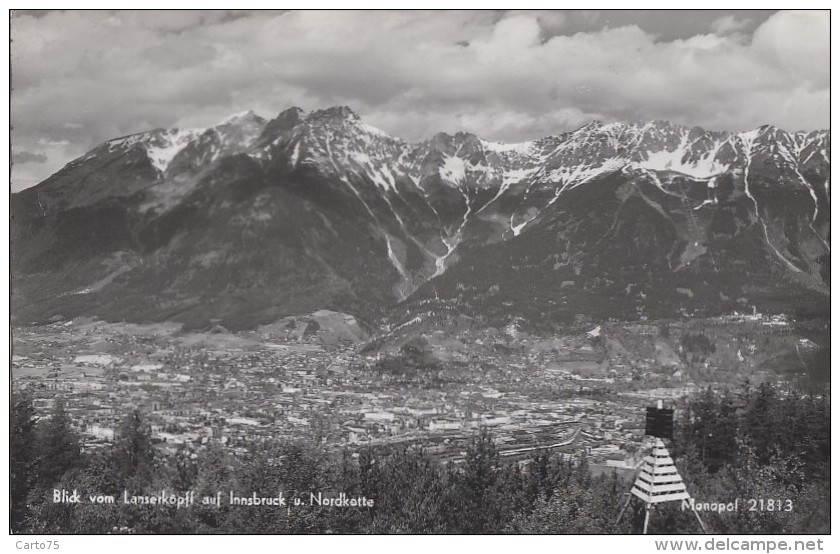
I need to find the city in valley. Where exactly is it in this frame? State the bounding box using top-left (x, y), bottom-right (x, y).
top-left (11, 308), bottom-right (827, 476)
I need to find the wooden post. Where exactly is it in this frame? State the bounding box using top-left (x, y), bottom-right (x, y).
top-left (642, 502), bottom-right (652, 535)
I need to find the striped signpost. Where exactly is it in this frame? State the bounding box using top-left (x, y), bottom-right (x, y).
top-left (616, 402), bottom-right (707, 534)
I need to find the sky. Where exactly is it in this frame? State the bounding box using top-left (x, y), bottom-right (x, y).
top-left (10, 9), bottom-right (830, 192)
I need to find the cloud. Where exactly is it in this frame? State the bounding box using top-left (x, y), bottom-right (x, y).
top-left (10, 10), bottom-right (829, 192)
top-left (12, 151), bottom-right (48, 164)
top-left (751, 9), bottom-right (829, 87)
top-left (710, 15), bottom-right (750, 36)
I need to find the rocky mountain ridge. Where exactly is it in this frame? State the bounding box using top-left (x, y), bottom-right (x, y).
top-left (11, 106), bottom-right (830, 330)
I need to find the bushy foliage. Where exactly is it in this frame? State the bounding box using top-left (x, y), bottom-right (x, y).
top-left (680, 332), bottom-right (716, 363)
top-left (11, 383), bottom-right (829, 534)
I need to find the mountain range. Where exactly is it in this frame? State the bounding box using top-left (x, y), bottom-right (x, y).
top-left (11, 106), bottom-right (830, 331)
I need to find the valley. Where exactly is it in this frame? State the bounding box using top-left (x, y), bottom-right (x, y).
top-left (11, 310), bottom-right (829, 470)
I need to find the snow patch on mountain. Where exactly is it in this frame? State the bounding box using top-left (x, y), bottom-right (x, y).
top-left (358, 121), bottom-right (395, 139)
top-left (552, 156), bottom-right (626, 192)
top-left (106, 133), bottom-right (147, 152)
top-left (510, 213), bottom-right (536, 237)
top-left (475, 168), bottom-right (535, 216)
top-left (440, 155), bottom-right (467, 184)
top-left (350, 151), bottom-right (398, 192)
top-left (217, 110), bottom-right (258, 126)
top-left (738, 130), bottom-right (802, 273)
top-left (289, 141), bottom-right (301, 167)
top-left (145, 128), bottom-right (201, 173)
top-left (636, 147), bottom-right (727, 178)
top-left (482, 139), bottom-right (536, 156)
top-left (432, 187), bottom-right (474, 277)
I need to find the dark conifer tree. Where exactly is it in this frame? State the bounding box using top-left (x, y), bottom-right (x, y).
top-left (111, 409), bottom-right (155, 489)
top-left (34, 397), bottom-right (82, 487)
top-left (11, 393), bottom-right (37, 531)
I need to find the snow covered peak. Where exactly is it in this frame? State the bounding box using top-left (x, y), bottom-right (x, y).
top-left (210, 111), bottom-right (266, 147)
top-left (83, 107), bottom-right (830, 198)
top-left (102, 127), bottom-right (203, 174)
top-left (112, 110), bottom-right (269, 176)
top-left (144, 128), bottom-right (203, 173)
top-left (217, 109), bottom-right (263, 126)
top-left (31, 107), bottom-right (831, 306)
top-left (481, 139), bottom-right (537, 156)
top-left (94, 109), bottom-right (272, 176)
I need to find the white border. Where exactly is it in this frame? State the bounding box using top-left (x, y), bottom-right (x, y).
top-left (3, 4), bottom-right (836, 551)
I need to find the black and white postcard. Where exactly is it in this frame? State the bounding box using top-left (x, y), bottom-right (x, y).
top-left (8, 9), bottom-right (831, 540)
